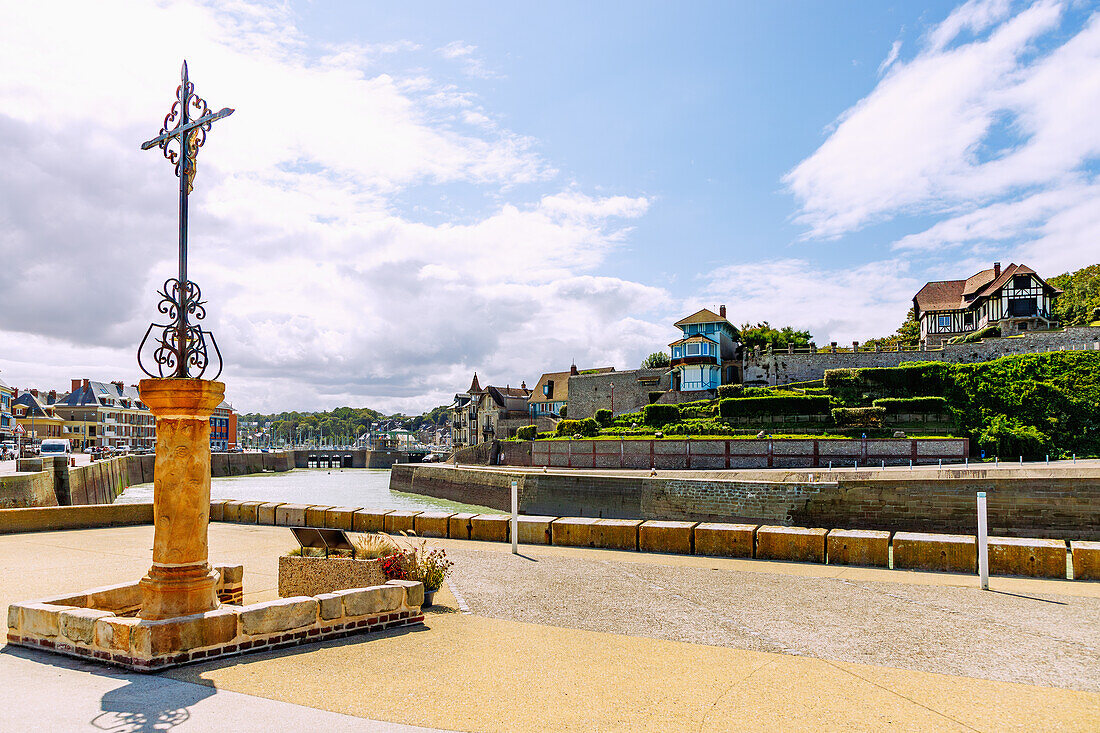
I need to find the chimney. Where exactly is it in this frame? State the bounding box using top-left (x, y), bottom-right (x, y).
top-left (48, 390), bottom-right (57, 403)
top-left (994, 262), bottom-right (1001, 278)
top-left (719, 304), bottom-right (726, 318)
top-left (11, 388), bottom-right (17, 399)
top-left (71, 379), bottom-right (81, 393)
top-left (521, 381), bottom-right (527, 389)
top-left (30, 389), bottom-right (38, 397)
top-left (82, 379), bottom-right (90, 390)
top-left (111, 380), bottom-right (123, 390)
top-left (570, 363), bottom-right (579, 376)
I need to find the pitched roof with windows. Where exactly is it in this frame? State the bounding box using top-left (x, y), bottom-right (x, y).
top-left (529, 367), bottom-right (614, 405)
top-left (669, 335), bottom-right (719, 347)
top-left (674, 308), bottom-right (731, 328)
top-left (913, 263), bottom-right (1061, 316)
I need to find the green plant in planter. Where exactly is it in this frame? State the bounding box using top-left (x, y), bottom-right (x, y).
top-left (384, 534), bottom-right (455, 592)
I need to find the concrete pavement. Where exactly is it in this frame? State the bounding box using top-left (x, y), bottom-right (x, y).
top-left (1, 523), bottom-right (1097, 731)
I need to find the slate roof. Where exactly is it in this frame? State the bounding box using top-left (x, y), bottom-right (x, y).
top-left (12, 392), bottom-right (54, 418)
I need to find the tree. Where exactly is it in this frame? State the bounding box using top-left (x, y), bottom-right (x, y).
top-left (864, 308), bottom-right (920, 350)
top-left (738, 322), bottom-right (812, 351)
top-left (641, 351), bottom-right (671, 369)
top-left (1049, 263), bottom-right (1100, 327)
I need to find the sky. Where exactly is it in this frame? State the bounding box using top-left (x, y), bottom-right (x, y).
top-left (0, 0), bottom-right (1097, 414)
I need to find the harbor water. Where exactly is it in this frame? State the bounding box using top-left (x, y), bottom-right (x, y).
top-left (116, 467), bottom-right (492, 513)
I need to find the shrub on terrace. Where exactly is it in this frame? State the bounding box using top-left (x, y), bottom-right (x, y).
top-left (555, 418), bottom-right (599, 437)
top-left (871, 397), bottom-right (949, 414)
top-left (516, 425), bottom-right (537, 441)
top-left (716, 384), bottom-right (744, 399)
top-left (831, 407), bottom-right (886, 428)
top-left (594, 409), bottom-right (612, 427)
top-left (718, 395), bottom-right (830, 418)
top-left (642, 403), bottom-right (681, 427)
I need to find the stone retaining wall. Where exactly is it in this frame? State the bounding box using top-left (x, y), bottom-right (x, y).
top-left (743, 326), bottom-right (1100, 385)
top-left (498, 438), bottom-right (968, 470)
top-left (205, 498), bottom-right (1096, 580)
top-left (390, 464), bottom-right (1099, 539)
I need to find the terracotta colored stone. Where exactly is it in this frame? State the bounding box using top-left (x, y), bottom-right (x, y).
top-left (239, 597), bottom-right (318, 636)
top-left (305, 505), bottom-right (330, 528)
top-left (591, 519), bottom-right (642, 550)
top-left (384, 510), bottom-right (420, 534)
top-left (131, 607), bottom-right (238, 656)
top-left (413, 512), bottom-right (454, 538)
top-left (256, 502), bottom-right (284, 525)
top-left (448, 512), bottom-right (477, 539)
top-left (471, 514), bottom-right (510, 542)
top-left (516, 515), bottom-right (556, 545)
top-left (275, 503), bottom-right (310, 526)
top-left (693, 523), bottom-right (757, 558)
top-left (550, 518), bottom-right (601, 547)
top-left (828, 529), bottom-right (891, 567)
top-left (1071, 540), bottom-right (1100, 580)
top-left (325, 506), bottom-right (361, 531)
top-left (95, 616), bottom-right (139, 651)
top-left (339, 585), bottom-right (404, 617)
top-left (988, 537), bottom-right (1066, 578)
top-left (756, 526), bottom-right (828, 563)
top-left (386, 579), bottom-right (425, 607)
top-left (238, 501), bottom-right (264, 524)
top-left (639, 521), bottom-right (697, 554)
top-left (137, 378), bottom-right (225, 621)
top-left (352, 510), bottom-right (392, 533)
top-left (893, 532), bottom-right (976, 573)
top-left (221, 500), bottom-right (244, 523)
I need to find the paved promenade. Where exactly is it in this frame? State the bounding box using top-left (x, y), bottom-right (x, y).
top-left (2, 523), bottom-right (1098, 731)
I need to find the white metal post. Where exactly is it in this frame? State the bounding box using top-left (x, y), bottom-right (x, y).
top-left (511, 479), bottom-right (518, 555)
top-left (977, 491), bottom-right (989, 590)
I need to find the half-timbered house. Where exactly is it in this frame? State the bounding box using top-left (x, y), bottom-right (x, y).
top-left (913, 262), bottom-right (1062, 347)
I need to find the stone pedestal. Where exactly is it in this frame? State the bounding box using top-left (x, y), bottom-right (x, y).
top-left (137, 379), bottom-right (225, 620)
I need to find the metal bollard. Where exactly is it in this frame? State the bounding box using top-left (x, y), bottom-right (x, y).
top-left (977, 491), bottom-right (989, 590)
top-left (511, 480), bottom-right (518, 555)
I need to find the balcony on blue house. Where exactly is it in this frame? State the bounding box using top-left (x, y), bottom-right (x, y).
top-left (670, 335), bottom-right (721, 392)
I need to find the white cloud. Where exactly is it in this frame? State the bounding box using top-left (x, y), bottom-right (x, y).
top-left (436, 40), bottom-right (500, 79)
top-left (784, 0), bottom-right (1096, 239)
top-left (698, 259), bottom-right (920, 345)
top-left (0, 0), bottom-right (659, 412)
top-left (878, 40), bottom-right (903, 75)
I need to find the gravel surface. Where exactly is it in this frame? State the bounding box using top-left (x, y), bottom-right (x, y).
top-left (446, 547), bottom-right (1100, 691)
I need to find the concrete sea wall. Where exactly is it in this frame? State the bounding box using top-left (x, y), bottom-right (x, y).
top-left (390, 464), bottom-right (1100, 540)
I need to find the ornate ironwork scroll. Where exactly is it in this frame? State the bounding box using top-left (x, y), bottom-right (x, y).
top-left (138, 61), bottom-right (233, 379)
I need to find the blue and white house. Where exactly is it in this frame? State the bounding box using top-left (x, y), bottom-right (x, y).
top-left (669, 306), bottom-right (740, 392)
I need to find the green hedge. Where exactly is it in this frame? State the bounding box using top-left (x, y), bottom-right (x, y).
top-left (871, 397), bottom-right (949, 413)
top-left (594, 409), bottom-right (612, 427)
top-left (718, 395), bottom-right (830, 418)
top-left (824, 362), bottom-right (953, 402)
top-left (555, 418), bottom-right (599, 437)
top-left (642, 403), bottom-right (681, 427)
top-left (831, 407), bottom-right (886, 427)
top-left (716, 384), bottom-right (743, 399)
top-left (516, 425), bottom-right (537, 441)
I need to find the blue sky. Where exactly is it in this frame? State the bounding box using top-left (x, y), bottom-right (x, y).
top-left (0, 0), bottom-right (1097, 412)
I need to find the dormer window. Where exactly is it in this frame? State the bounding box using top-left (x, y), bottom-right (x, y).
top-left (1012, 275), bottom-right (1030, 289)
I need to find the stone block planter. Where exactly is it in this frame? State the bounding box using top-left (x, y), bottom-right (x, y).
top-left (278, 555), bottom-right (386, 597)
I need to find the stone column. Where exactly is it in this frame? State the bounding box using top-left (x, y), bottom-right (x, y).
top-left (137, 379), bottom-right (225, 620)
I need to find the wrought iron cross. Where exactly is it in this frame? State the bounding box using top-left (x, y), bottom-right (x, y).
top-left (137, 60), bottom-right (233, 379)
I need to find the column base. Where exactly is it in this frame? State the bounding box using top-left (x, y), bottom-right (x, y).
top-left (138, 564), bottom-right (220, 620)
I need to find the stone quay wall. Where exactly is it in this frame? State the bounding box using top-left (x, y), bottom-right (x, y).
top-left (0, 451), bottom-right (295, 510)
top-left (743, 326), bottom-right (1100, 385)
top-left (288, 449), bottom-right (405, 469)
top-left (390, 463), bottom-right (1100, 539)
top-left (499, 437), bottom-right (967, 470)
top-left (567, 368), bottom-right (672, 420)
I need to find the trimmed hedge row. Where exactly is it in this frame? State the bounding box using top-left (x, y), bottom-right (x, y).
top-left (831, 407), bottom-right (886, 427)
top-left (642, 403), bottom-right (681, 427)
top-left (871, 397), bottom-right (949, 413)
top-left (555, 418), bottom-right (599, 437)
top-left (516, 425), bottom-right (537, 441)
top-left (719, 395), bottom-right (830, 418)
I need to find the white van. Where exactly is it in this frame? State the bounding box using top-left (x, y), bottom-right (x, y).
top-left (39, 439), bottom-right (72, 456)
